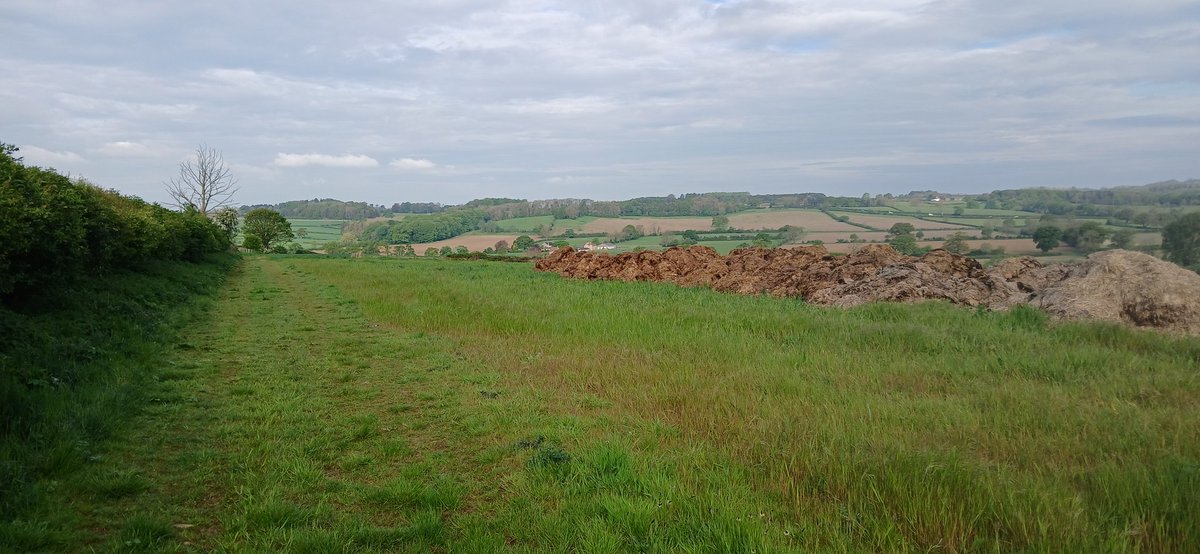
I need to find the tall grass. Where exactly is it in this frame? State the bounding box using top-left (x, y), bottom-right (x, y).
top-left (10, 254), bottom-right (1196, 551)
top-left (293, 257), bottom-right (1200, 551)
top-left (0, 254), bottom-right (236, 545)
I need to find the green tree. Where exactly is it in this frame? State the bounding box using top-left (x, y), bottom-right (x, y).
top-left (681, 230), bottom-right (700, 244)
top-left (513, 235), bottom-right (535, 251)
top-left (424, 247), bottom-right (439, 257)
top-left (1062, 222), bottom-right (1110, 253)
top-left (242, 209), bottom-right (293, 252)
top-left (241, 234), bottom-right (263, 252)
top-left (888, 233), bottom-right (920, 255)
top-left (439, 246), bottom-right (453, 256)
top-left (454, 245), bottom-right (469, 255)
top-left (1162, 212), bottom-right (1200, 268)
top-left (614, 224), bottom-right (642, 242)
top-left (751, 233), bottom-right (773, 248)
top-left (888, 222), bottom-right (915, 237)
top-left (1032, 226), bottom-right (1063, 253)
top-left (782, 225), bottom-right (806, 244)
top-left (712, 214), bottom-right (730, 231)
top-left (943, 232), bottom-right (970, 255)
top-left (1110, 228), bottom-right (1135, 250)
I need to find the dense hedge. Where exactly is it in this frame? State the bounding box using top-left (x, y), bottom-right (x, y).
top-left (0, 146), bottom-right (230, 300)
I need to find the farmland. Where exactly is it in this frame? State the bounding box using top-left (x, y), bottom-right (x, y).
top-left (580, 216), bottom-right (715, 235)
top-left (410, 233), bottom-right (521, 253)
top-left (11, 255), bottom-right (1198, 552)
top-left (727, 209), bottom-right (861, 232)
top-left (833, 212), bottom-right (974, 231)
top-left (288, 219), bottom-right (346, 247)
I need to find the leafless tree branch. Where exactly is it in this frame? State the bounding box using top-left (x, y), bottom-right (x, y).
top-left (165, 145), bottom-right (238, 215)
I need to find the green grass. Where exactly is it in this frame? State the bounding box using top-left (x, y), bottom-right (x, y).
top-left (492, 215), bottom-right (597, 234)
top-left (492, 215), bottom-right (557, 232)
top-left (287, 219), bottom-right (346, 248)
top-left (7, 255), bottom-right (1200, 551)
top-left (0, 254), bottom-right (237, 551)
top-left (880, 201), bottom-right (1038, 217)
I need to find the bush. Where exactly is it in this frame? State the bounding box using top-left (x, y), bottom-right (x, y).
top-left (242, 234), bottom-right (263, 252)
top-left (0, 145), bottom-right (230, 301)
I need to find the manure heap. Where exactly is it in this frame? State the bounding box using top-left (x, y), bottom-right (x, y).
top-left (534, 245), bottom-right (1200, 335)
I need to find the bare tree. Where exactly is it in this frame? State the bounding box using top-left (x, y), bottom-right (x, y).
top-left (166, 145), bottom-right (238, 215)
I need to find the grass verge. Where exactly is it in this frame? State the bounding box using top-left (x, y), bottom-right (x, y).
top-left (0, 253), bottom-right (237, 550)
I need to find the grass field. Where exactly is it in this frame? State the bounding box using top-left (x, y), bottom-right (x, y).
top-left (880, 201), bottom-right (1037, 217)
top-left (581, 216), bottom-right (714, 235)
top-left (819, 238), bottom-right (1071, 255)
top-left (727, 209), bottom-right (862, 232)
top-left (834, 212), bottom-right (974, 231)
top-left (9, 255), bottom-right (1198, 552)
top-left (411, 233), bottom-right (521, 253)
top-left (492, 216), bottom-right (597, 234)
top-left (288, 219), bottom-right (346, 247)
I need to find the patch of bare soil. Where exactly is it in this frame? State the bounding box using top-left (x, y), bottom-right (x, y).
top-left (534, 246), bottom-right (1200, 335)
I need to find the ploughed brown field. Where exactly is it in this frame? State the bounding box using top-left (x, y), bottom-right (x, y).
top-left (411, 233), bottom-right (520, 252)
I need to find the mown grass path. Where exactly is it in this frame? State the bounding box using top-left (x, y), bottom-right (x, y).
top-left (64, 257), bottom-right (796, 552)
top-left (51, 255), bottom-right (1200, 552)
top-left (66, 256), bottom-right (508, 551)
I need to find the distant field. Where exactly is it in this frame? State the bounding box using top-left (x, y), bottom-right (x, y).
top-left (1134, 232), bottom-right (1163, 246)
top-left (493, 215), bottom-right (598, 234)
top-left (924, 216), bottom-right (1033, 227)
top-left (360, 213), bottom-right (412, 225)
top-left (806, 230), bottom-right (889, 243)
top-left (287, 219), bottom-right (345, 247)
top-left (818, 238), bottom-right (1065, 255)
top-left (726, 209), bottom-right (861, 232)
top-left (493, 215), bottom-right (556, 232)
top-left (835, 212), bottom-right (974, 231)
top-left (411, 233), bottom-right (520, 253)
top-left (581, 216), bottom-right (714, 234)
top-left (882, 201), bottom-right (1036, 217)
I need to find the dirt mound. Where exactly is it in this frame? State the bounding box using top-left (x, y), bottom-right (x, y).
top-left (534, 246), bottom-right (1200, 335)
top-left (1030, 250), bottom-right (1200, 335)
top-left (537, 245), bottom-right (1017, 307)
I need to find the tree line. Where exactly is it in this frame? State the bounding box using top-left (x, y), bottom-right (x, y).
top-left (358, 209), bottom-right (490, 244)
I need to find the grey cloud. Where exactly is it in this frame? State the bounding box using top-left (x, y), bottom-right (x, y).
top-left (3, 0), bottom-right (1198, 205)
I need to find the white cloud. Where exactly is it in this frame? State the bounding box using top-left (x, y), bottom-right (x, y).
top-left (95, 141), bottom-right (154, 156)
top-left (273, 153), bottom-right (379, 168)
top-left (19, 145), bottom-right (85, 166)
top-left (389, 158), bottom-right (438, 170)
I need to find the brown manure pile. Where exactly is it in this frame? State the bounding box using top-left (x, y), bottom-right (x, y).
top-left (534, 245), bottom-right (1200, 335)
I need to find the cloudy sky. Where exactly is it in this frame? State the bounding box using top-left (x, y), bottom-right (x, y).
top-left (4, 1), bottom-right (1199, 205)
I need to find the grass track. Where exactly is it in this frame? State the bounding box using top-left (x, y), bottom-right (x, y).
top-left (17, 255), bottom-right (1200, 552)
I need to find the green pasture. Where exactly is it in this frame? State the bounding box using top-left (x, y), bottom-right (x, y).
top-left (5, 255), bottom-right (1198, 552)
top-left (287, 219), bottom-right (345, 247)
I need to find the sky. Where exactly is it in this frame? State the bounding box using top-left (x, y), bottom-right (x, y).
top-left (3, 0), bottom-right (1200, 206)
